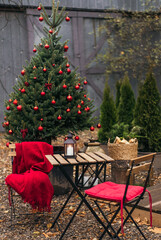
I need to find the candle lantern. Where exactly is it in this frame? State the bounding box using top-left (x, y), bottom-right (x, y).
top-left (64, 132), bottom-right (76, 158)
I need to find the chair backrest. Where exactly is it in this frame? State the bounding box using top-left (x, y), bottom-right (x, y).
top-left (123, 153), bottom-right (156, 203)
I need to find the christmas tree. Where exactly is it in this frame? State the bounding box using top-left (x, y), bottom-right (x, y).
top-left (3, 1), bottom-right (94, 143)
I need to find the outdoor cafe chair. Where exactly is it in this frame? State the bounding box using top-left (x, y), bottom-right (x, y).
top-left (85, 153), bottom-right (156, 239)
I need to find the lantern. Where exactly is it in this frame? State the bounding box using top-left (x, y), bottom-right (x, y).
top-left (64, 132), bottom-right (76, 158)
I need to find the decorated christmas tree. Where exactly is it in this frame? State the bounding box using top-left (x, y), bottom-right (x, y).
top-left (3, 1), bottom-right (94, 143)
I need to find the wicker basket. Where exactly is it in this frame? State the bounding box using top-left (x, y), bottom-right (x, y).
top-left (107, 142), bottom-right (138, 160)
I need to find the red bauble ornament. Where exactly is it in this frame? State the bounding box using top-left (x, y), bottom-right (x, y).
top-left (45, 44), bottom-right (49, 49)
top-left (9, 99), bottom-right (12, 103)
top-left (13, 99), bottom-right (18, 105)
top-left (63, 84), bottom-right (67, 89)
top-left (4, 116), bottom-right (6, 120)
top-left (81, 100), bottom-right (84, 105)
top-left (39, 43), bottom-right (43, 47)
top-left (43, 67), bottom-right (47, 72)
top-left (84, 80), bottom-right (87, 85)
top-left (88, 97), bottom-right (91, 101)
top-left (5, 121), bottom-right (9, 126)
top-left (34, 77), bottom-right (37, 80)
top-left (41, 91), bottom-right (46, 96)
top-left (84, 94), bottom-right (86, 98)
top-left (75, 85), bottom-right (79, 90)
top-left (40, 118), bottom-right (43, 121)
top-left (38, 125), bottom-right (43, 131)
top-left (25, 81), bottom-right (29, 87)
top-left (77, 104), bottom-right (81, 108)
top-left (78, 110), bottom-right (81, 115)
top-left (33, 65), bottom-right (37, 69)
top-left (66, 108), bottom-right (70, 112)
top-left (6, 142), bottom-right (10, 147)
top-left (17, 105), bottom-right (22, 111)
top-left (67, 95), bottom-right (72, 101)
top-left (51, 100), bottom-right (56, 104)
top-left (59, 69), bottom-right (63, 74)
top-left (97, 123), bottom-right (101, 128)
top-left (37, 6), bottom-right (41, 11)
top-left (34, 106), bottom-right (39, 111)
top-left (6, 106), bottom-right (10, 110)
top-left (49, 29), bottom-right (53, 34)
top-left (78, 83), bottom-right (81, 86)
top-left (64, 45), bottom-right (69, 52)
top-left (75, 136), bottom-right (79, 141)
top-left (21, 88), bottom-right (25, 93)
top-left (33, 48), bottom-right (37, 52)
top-left (90, 126), bottom-right (95, 131)
top-left (52, 64), bottom-right (55, 67)
top-left (67, 68), bottom-right (71, 74)
top-left (19, 88), bottom-right (21, 91)
top-left (65, 136), bottom-right (68, 141)
top-left (85, 106), bottom-right (90, 112)
top-left (9, 129), bottom-right (13, 134)
top-left (39, 16), bottom-right (43, 21)
top-left (66, 63), bottom-right (70, 68)
top-left (21, 69), bottom-right (25, 76)
top-left (57, 115), bottom-right (62, 120)
top-left (65, 16), bottom-right (70, 22)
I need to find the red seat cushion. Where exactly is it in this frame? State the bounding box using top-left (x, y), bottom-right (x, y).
top-left (85, 181), bottom-right (144, 202)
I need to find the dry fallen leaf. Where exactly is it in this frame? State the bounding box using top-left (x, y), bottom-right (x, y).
top-left (149, 227), bottom-right (161, 234)
top-left (47, 223), bottom-right (52, 229)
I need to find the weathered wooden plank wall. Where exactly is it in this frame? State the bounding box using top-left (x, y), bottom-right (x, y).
top-left (0, 0), bottom-right (161, 11)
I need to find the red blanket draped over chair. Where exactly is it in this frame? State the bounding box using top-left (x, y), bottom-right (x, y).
top-left (5, 142), bottom-right (54, 211)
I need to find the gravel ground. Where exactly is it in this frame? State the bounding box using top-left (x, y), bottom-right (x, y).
top-left (1, 136), bottom-right (161, 239)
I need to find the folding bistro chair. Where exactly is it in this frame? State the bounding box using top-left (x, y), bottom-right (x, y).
top-left (85, 153), bottom-right (156, 240)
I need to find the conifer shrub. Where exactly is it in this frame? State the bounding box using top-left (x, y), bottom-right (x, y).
top-left (134, 72), bottom-right (161, 151)
top-left (98, 81), bottom-right (117, 142)
top-left (118, 73), bottom-right (135, 126)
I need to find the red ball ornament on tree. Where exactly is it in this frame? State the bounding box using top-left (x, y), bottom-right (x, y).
top-left (78, 83), bottom-right (81, 86)
top-left (78, 110), bottom-right (81, 115)
top-left (52, 63), bottom-right (55, 67)
top-left (33, 48), bottom-right (37, 53)
top-left (45, 44), bottom-right (49, 49)
top-left (38, 126), bottom-right (43, 131)
top-left (84, 80), bottom-right (87, 85)
top-left (21, 88), bottom-right (25, 93)
top-left (13, 99), bottom-right (18, 105)
top-left (51, 99), bottom-right (56, 104)
top-left (49, 29), bottom-right (53, 34)
top-left (63, 84), bottom-right (67, 89)
top-left (6, 142), bottom-right (10, 147)
top-left (39, 16), bottom-right (43, 21)
top-left (9, 99), bottom-right (12, 103)
top-left (66, 108), bottom-right (70, 113)
top-left (64, 45), bottom-right (69, 52)
top-left (65, 16), bottom-right (70, 22)
top-left (65, 136), bottom-right (68, 141)
top-left (37, 5), bottom-right (41, 11)
top-left (67, 94), bottom-right (72, 101)
top-left (41, 91), bottom-right (46, 96)
top-left (77, 104), bottom-right (81, 108)
top-left (81, 100), bottom-right (84, 105)
top-left (67, 68), bottom-right (71, 74)
top-left (25, 82), bottom-right (29, 87)
top-left (40, 118), bottom-right (43, 121)
top-left (6, 106), bottom-right (10, 110)
top-left (43, 67), bottom-right (47, 72)
top-left (19, 88), bottom-right (21, 91)
top-left (66, 63), bottom-right (70, 68)
top-left (97, 123), bottom-right (101, 128)
top-left (21, 69), bottom-right (25, 76)
top-left (4, 116), bottom-right (6, 120)
top-left (59, 69), bottom-right (63, 74)
top-left (9, 129), bottom-right (13, 134)
top-left (57, 115), bottom-right (62, 120)
top-left (84, 94), bottom-right (86, 98)
top-left (75, 85), bottom-right (79, 90)
top-left (5, 121), bottom-right (9, 126)
top-left (75, 136), bottom-right (79, 141)
top-left (34, 76), bottom-right (37, 80)
top-left (90, 126), bottom-right (95, 131)
top-left (17, 105), bottom-right (22, 111)
top-left (34, 106), bottom-right (39, 111)
top-left (33, 65), bottom-right (37, 69)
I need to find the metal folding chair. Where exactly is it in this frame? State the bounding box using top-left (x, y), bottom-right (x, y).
top-left (85, 153), bottom-right (156, 240)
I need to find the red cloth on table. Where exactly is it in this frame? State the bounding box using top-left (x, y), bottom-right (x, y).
top-left (5, 142), bottom-right (54, 211)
